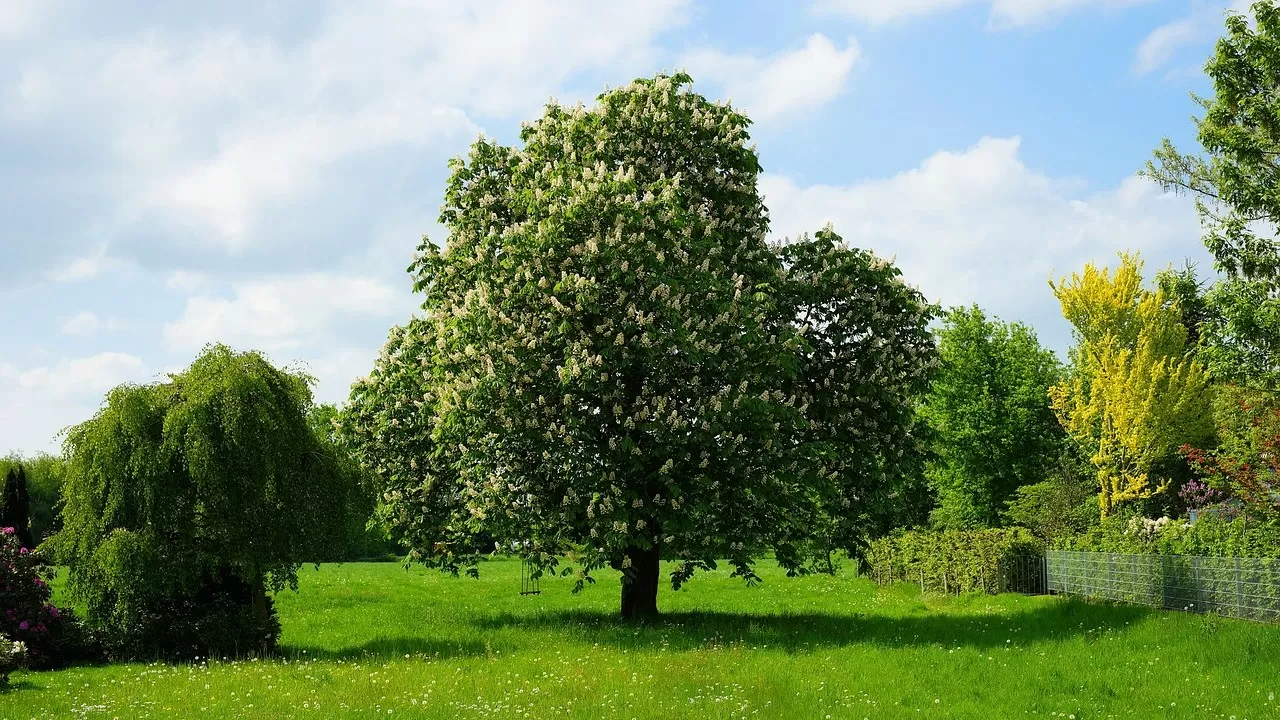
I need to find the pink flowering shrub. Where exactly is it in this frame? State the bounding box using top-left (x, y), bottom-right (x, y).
top-left (0, 527), bottom-right (55, 644)
top-left (0, 527), bottom-right (97, 668)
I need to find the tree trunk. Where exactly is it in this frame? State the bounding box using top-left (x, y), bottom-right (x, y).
top-left (619, 544), bottom-right (660, 619)
top-left (250, 575), bottom-right (273, 654)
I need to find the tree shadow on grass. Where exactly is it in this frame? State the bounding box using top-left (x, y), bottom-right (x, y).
top-left (281, 636), bottom-right (490, 661)
top-left (467, 597), bottom-right (1153, 654)
top-left (0, 678), bottom-right (38, 693)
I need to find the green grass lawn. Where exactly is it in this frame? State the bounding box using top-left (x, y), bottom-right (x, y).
top-left (4, 558), bottom-right (1280, 719)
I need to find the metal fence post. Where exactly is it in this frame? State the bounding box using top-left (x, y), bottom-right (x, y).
top-left (1234, 557), bottom-right (1243, 620)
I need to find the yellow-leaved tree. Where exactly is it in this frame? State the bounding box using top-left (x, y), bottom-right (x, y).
top-left (1049, 252), bottom-right (1213, 517)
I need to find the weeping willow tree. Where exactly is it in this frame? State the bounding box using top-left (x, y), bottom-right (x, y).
top-left (1049, 253), bottom-right (1214, 518)
top-left (46, 344), bottom-right (353, 657)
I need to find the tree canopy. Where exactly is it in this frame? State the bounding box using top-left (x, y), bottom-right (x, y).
top-left (49, 344), bottom-right (354, 656)
top-left (922, 305), bottom-right (1064, 529)
top-left (0, 454), bottom-right (65, 548)
top-left (1145, 1), bottom-right (1280, 388)
top-left (1049, 253), bottom-right (1214, 517)
top-left (339, 73), bottom-right (937, 617)
top-left (1, 465), bottom-right (33, 549)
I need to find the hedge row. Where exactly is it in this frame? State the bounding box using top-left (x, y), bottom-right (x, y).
top-left (865, 528), bottom-right (1044, 595)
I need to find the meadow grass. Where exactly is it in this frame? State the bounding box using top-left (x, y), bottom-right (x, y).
top-left (4, 558), bottom-right (1280, 719)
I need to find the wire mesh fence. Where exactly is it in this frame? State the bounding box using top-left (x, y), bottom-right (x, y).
top-left (1046, 550), bottom-right (1280, 622)
top-left (1000, 554), bottom-right (1048, 595)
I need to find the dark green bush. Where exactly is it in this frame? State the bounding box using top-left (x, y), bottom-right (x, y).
top-left (865, 528), bottom-right (1043, 594)
top-left (105, 569), bottom-right (281, 660)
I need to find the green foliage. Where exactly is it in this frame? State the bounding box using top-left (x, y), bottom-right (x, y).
top-left (1155, 262), bottom-right (1214, 350)
top-left (1198, 278), bottom-right (1280, 389)
top-left (773, 229), bottom-right (939, 561)
top-left (1144, 2), bottom-right (1280, 389)
top-left (307, 403), bottom-right (400, 562)
top-left (1060, 512), bottom-right (1280, 559)
top-left (1003, 447), bottom-right (1100, 544)
top-left (922, 305), bottom-right (1064, 529)
top-left (0, 453), bottom-right (68, 546)
top-left (864, 528), bottom-right (1043, 595)
top-left (1049, 253), bottom-right (1214, 517)
top-left (47, 344), bottom-right (354, 658)
top-left (339, 73), bottom-right (938, 617)
top-left (1, 465), bottom-right (32, 548)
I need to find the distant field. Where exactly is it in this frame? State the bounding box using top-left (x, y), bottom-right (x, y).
top-left (4, 558), bottom-right (1280, 719)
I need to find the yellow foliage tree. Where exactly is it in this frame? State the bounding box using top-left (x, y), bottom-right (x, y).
top-left (1049, 252), bottom-right (1213, 517)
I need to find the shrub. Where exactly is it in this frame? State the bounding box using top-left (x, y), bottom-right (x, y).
top-left (0, 527), bottom-right (100, 669)
top-left (1, 527), bottom-right (58, 657)
top-left (1181, 389), bottom-right (1280, 516)
top-left (1003, 447), bottom-right (1098, 544)
top-left (865, 528), bottom-right (1043, 594)
top-left (106, 569), bottom-right (281, 660)
top-left (1059, 512), bottom-right (1280, 558)
top-left (0, 633), bottom-right (24, 684)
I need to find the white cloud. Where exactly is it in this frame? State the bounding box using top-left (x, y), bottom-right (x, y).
top-left (0, 0), bottom-right (701, 452)
top-left (44, 243), bottom-right (127, 283)
top-left (682, 34), bottom-right (861, 120)
top-left (0, 0), bottom-right (53, 38)
top-left (163, 273), bottom-right (409, 355)
top-left (1133, 1), bottom-right (1250, 76)
top-left (815, 0), bottom-right (1152, 28)
top-left (164, 274), bottom-right (417, 417)
top-left (0, 352), bottom-right (152, 454)
top-left (61, 311), bottom-right (124, 336)
top-left (11, 352), bottom-right (148, 396)
top-left (61, 311), bottom-right (100, 336)
top-left (761, 136), bottom-right (1209, 350)
top-left (5, 0), bottom-right (693, 258)
top-left (165, 270), bottom-right (209, 293)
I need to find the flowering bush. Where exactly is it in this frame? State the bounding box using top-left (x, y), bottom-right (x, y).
top-left (0, 527), bottom-right (59, 655)
top-left (1178, 478), bottom-right (1224, 511)
top-left (1061, 512), bottom-right (1280, 558)
top-left (0, 632), bottom-right (24, 684)
top-left (1126, 515), bottom-right (1185, 539)
top-left (0, 526), bottom-right (100, 669)
top-left (1182, 388), bottom-right (1280, 517)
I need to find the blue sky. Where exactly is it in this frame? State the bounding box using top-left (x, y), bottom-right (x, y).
top-left (0, 0), bottom-right (1246, 455)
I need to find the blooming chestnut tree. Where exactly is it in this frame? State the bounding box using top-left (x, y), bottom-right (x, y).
top-left (340, 73), bottom-right (936, 617)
